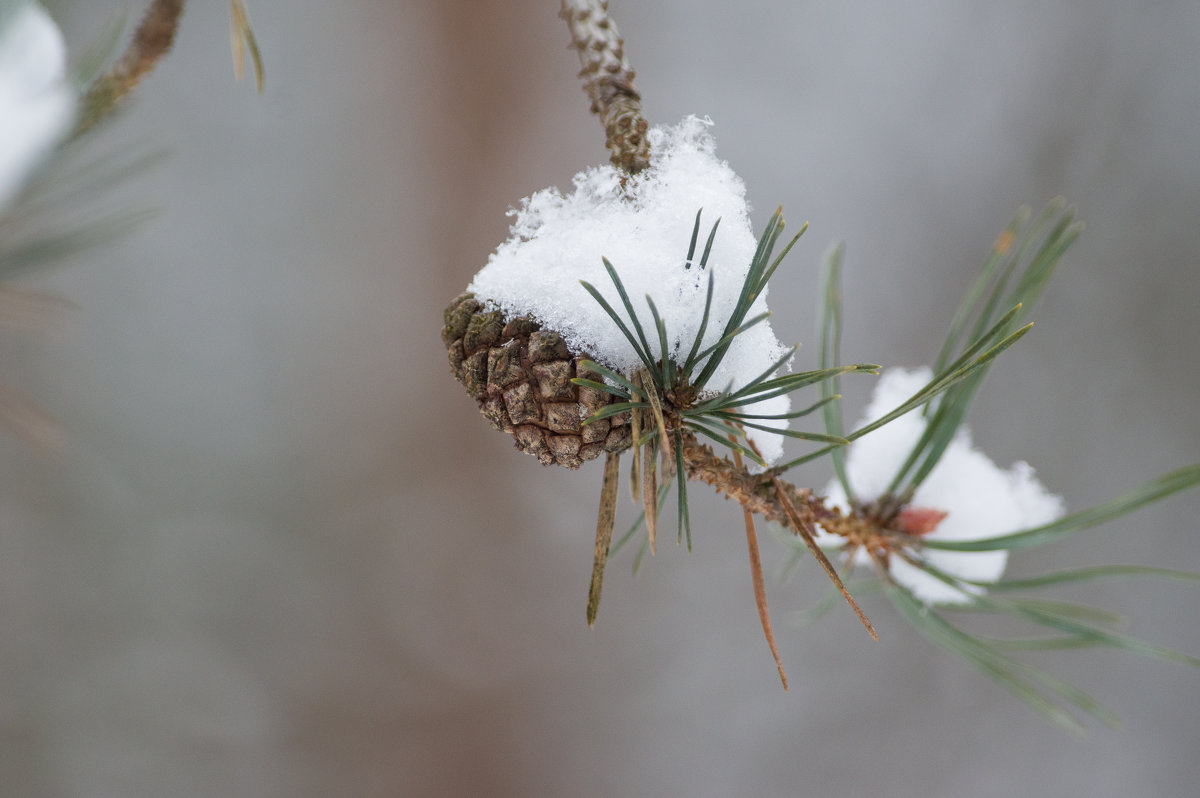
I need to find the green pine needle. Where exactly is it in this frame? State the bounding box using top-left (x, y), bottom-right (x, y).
top-left (691, 365), bottom-right (875, 418)
top-left (684, 209), bottom-right (703, 263)
top-left (922, 463), bottom-right (1200, 552)
top-left (689, 311), bottom-right (772, 380)
top-left (575, 359), bottom-right (642, 396)
top-left (68, 9), bottom-right (130, 92)
top-left (698, 217), bottom-right (721, 269)
top-left (679, 268), bottom-right (716, 381)
top-left (999, 596), bottom-right (1200, 668)
top-left (903, 554), bottom-right (1200, 669)
top-left (601, 259), bottom-right (659, 385)
top-left (690, 208), bottom-right (793, 391)
top-left (704, 413), bottom-right (847, 444)
top-left (645, 296), bottom-right (675, 389)
top-left (685, 418), bottom-right (768, 467)
top-left (817, 242), bottom-right (854, 502)
top-left (945, 596), bottom-right (1127, 629)
top-left (675, 430), bottom-right (692, 550)
top-left (713, 395), bottom-right (841, 422)
top-left (972, 565), bottom-right (1200, 591)
top-left (888, 584), bottom-right (1117, 732)
top-left (578, 274), bottom-right (659, 380)
top-left (772, 335), bottom-right (1031, 473)
top-left (0, 211), bottom-right (156, 278)
top-left (570, 377), bottom-right (632, 399)
top-left (582, 401), bottom-right (647, 424)
top-left (889, 201), bottom-right (1081, 499)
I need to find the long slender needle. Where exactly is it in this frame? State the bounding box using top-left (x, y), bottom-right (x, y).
top-left (642, 435), bottom-right (658, 555)
top-left (729, 442), bottom-right (789, 690)
top-left (587, 452), bottom-right (622, 628)
top-left (773, 479), bottom-right (878, 641)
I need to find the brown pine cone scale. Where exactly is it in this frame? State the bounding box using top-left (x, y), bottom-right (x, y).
top-left (443, 293), bottom-right (632, 468)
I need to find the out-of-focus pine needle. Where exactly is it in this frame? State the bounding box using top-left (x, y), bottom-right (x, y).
top-left (230, 0), bottom-right (264, 92)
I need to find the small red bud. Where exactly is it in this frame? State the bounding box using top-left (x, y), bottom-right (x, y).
top-left (894, 506), bottom-right (949, 536)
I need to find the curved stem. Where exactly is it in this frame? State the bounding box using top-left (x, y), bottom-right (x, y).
top-left (560, 0), bottom-right (651, 174)
top-left (74, 0), bottom-right (186, 137)
top-left (682, 433), bottom-right (878, 640)
top-left (681, 435), bottom-right (813, 527)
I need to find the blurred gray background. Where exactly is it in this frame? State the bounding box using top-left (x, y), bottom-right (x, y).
top-left (3, 0), bottom-right (1198, 795)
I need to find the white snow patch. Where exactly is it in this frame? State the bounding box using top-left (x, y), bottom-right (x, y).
top-left (469, 117), bottom-right (795, 463)
top-left (0, 2), bottom-right (75, 210)
top-left (822, 367), bottom-right (1065, 604)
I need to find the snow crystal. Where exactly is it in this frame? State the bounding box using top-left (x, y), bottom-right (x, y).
top-left (823, 367), bottom-right (1066, 605)
top-left (0, 1), bottom-right (75, 210)
top-left (469, 117), bottom-right (795, 463)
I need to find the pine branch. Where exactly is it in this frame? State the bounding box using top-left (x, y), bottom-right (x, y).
top-left (74, 0), bottom-right (186, 137)
top-left (560, 0), bottom-right (650, 174)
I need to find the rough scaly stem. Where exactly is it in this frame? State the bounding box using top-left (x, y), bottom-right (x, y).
top-left (560, 0), bottom-right (651, 174)
top-left (682, 433), bottom-right (877, 640)
top-left (681, 436), bottom-right (822, 527)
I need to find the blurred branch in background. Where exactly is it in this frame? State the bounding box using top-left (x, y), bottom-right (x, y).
top-left (73, 0), bottom-right (184, 136)
top-left (2, 0), bottom-right (262, 448)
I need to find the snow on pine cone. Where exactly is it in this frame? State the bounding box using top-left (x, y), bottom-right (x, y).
top-left (442, 293), bottom-right (633, 468)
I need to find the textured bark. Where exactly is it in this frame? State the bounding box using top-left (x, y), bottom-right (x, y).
top-left (681, 435), bottom-right (828, 528)
top-left (685, 434), bottom-right (878, 639)
top-left (560, 0), bottom-right (651, 174)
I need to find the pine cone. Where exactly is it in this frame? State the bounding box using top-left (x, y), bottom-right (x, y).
top-left (442, 294), bottom-right (632, 468)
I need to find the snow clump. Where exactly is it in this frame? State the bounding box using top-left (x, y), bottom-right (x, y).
top-left (823, 367), bottom-right (1066, 605)
top-left (469, 116), bottom-right (794, 463)
top-left (0, 1), bottom-right (75, 210)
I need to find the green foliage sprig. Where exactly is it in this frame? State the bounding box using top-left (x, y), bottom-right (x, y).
top-left (770, 200), bottom-right (1200, 730)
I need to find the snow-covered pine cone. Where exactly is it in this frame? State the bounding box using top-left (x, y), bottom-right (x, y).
top-left (442, 293), bottom-right (633, 468)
